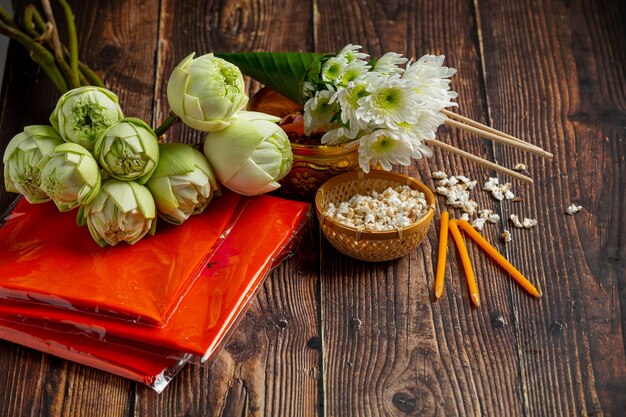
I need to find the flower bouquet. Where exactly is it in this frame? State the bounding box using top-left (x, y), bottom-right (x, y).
top-left (217, 44), bottom-right (554, 199)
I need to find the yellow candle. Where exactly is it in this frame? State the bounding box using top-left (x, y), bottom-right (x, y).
top-left (457, 220), bottom-right (541, 298)
top-left (434, 211), bottom-right (449, 299)
top-left (448, 220), bottom-right (480, 307)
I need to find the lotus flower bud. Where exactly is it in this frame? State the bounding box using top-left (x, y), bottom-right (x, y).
top-left (146, 143), bottom-right (219, 224)
top-left (38, 143), bottom-right (101, 212)
top-left (167, 52), bottom-right (248, 132)
top-left (203, 111), bottom-right (293, 196)
top-left (50, 86), bottom-right (124, 151)
top-left (78, 179), bottom-right (156, 247)
top-left (94, 118), bottom-right (159, 184)
top-left (3, 125), bottom-right (63, 203)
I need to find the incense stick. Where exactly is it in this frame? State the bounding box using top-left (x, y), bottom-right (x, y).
top-left (426, 139), bottom-right (534, 184)
top-left (444, 118), bottom-right (552, 160)
top-left (441, 109), bottom-right (554, 160)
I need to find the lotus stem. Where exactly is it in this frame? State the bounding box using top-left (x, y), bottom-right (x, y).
top-left (0, 21), bottom-right (68, 92)
top-left (55, 0), bottom-right (79, 86)
top-left (78, 61), bottom-right (104, 87)
top-left (40, 0), bottom-right (79, 88)
top-left (154, 113), bottom-right (180, 137)
top-left (23, 5), bottom-right (53, 46)
top-left (23, 4), bottom-right (42, 38)
top-left (0, 6), bottom-right (15, 27)
top-left (78, 70), bottom-right (89, 86)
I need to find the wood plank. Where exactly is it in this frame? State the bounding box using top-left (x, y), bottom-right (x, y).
top-left (0, 1), bottom-right (161, 415)
top-left (314, 0), bottom-right (533, 415)
top-left (134, 1), bottom-right (321, 416)
top-left (477, 0), bottom-right (626, 415)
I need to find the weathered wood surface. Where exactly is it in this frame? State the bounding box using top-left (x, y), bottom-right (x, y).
top-left (0, 0), bottom-right (624, 416)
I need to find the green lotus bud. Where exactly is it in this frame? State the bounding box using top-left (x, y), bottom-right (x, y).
top-left (203, 111), bottom-right (293, 196)
top-left (50, 86), bottom-right (124, 151)
top-left (167, 52), bottom-right (248, 132)
top-left (94, 118), bottom-right (159, 184)
top-left (3, 125), bottom-right (63, 203)
top-left (146, 143), bottom-right (219, 225)
top-left (77, 179), bottom-right (156, 247)
top-left (38, 143), bottom-right (101, 212)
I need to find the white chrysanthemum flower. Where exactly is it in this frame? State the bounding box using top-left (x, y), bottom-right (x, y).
top-left (321, 56), bottom-right (348, 82)
top-left (332, 74), bottom-right (380, 136)
top-left (358, 129), bottom-right (423, 172)
top-left (335, 60), bottom-right (371, 87)
top-left (393, 122), bottom-right (435, 159)
top-left (303, 90), bottom-right (340, 135)
top-left (355, 76), bottom-right (420, 128)
top-left (372, 52), bottom-right (408, 75)
top-left (302, 80), bottom-right (317, 101)
top-left (336, 44), bottom-right (369, 63)
top-left (396, 110), bottom-right (446, 141)
top-left (403, 55), bottom-right (458, 109)
top-left (320, 126), bottom-right (354, 146)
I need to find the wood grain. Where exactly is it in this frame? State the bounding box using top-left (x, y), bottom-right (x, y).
top-left (477, 0), bottom-right (626, 415)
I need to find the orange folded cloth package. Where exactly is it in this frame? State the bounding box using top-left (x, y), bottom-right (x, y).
top-left (0, 195), bottom-right (311, 358)
top-left (0, 191), bottom-right (243, 326)
top-left (0, 193), bottom-right (311, 391)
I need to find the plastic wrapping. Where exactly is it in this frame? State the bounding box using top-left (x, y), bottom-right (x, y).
top-left (0, 195), bottom-right (310, 357)
top-left (0, 316), bottom-right (190, 393)
top-left (0, 191), bottom-right (243, 326)
top-left (0, 193), bottom-right (311, 390)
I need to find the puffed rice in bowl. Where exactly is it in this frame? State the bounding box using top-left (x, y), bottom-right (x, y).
top-left (315, 171), bottom-right (436, 262)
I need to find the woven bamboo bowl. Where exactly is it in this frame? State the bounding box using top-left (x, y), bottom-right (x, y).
top-left (315, 171), bottom-right (436, 262)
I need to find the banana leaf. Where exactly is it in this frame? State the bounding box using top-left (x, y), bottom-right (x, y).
top-left (215, 52), bottom-right (333, 105)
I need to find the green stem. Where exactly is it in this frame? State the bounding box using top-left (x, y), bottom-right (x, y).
top-left (26, 4), bottom-right (103, 89)
top-left (154, 113), bottom-right (180, 137)
top-left (23, 5), bottom-right (40, 38)
top-left (78, 70), bottom-right (88, 86)
top-left (55, 0), bottom-right (79, 84)
top-left (40, 0), bottom-right (79, 88)
top-left (0, 21), bottom-right (67, 92)
top-left (0, 6), bottom-right (14, 27)
top-left (78, 61), bottom-right (104, 87)
top-left (23, 4), bottom-right (47, 38)
top-left (30, 5), bottom-right (48, 32)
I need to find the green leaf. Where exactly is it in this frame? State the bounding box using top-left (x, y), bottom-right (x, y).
top-left (215, 52), bottom-right (332, 104)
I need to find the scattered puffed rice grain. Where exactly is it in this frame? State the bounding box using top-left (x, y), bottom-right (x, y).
top-left (471, 217), bottom-right (487, 231)
top-left (522, 218), bottom-right (537, 228)
top-left (432, 171), bottom-right (447, 180)
top-left (478, 209), bottom-right (493, 219)
top-left (565, 204), bottom-right (582, 215)
top-left (487, 213), bottom-right (500, 223)
top-left (510, 214), bottom-right (524, 228)
top-left (514, 163), bottom-right (527, 171)
top-left (502, 230), bottom-right (512, 243)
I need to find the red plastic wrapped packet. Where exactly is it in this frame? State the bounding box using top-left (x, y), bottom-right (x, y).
top-left (0, 194), bottom-right (311, 391)
top-left (0, 316), bottom-right (190, 392)
top-left (0, 191), bottom-right (244, 326)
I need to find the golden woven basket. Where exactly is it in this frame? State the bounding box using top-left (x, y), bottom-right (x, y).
top-left (315, 171), bottom-right (436, 262)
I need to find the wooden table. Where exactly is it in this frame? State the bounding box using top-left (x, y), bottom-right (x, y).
top-left (0, 0), bottom-right (624, 415)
